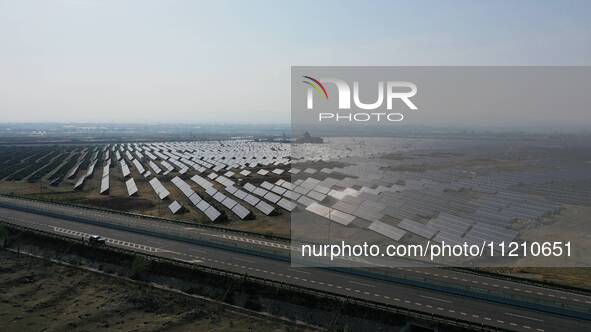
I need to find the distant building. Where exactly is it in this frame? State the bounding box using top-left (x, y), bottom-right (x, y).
top-left (295, 131), bottom-right (323, 144)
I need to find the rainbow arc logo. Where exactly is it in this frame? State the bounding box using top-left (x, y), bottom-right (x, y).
top-left (302, 76), bottom-right (328, 99)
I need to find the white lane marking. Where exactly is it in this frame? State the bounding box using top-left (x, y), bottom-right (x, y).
top-left (288, 268), bottom-right (311, 275)
top-left (504, 312), bottom-right (544, 322)
top-left (419, 295), bottom-right (453, 304)
top-left (177, 258), bottom-right (203, 264)
top-left (348, 281), bottom-right (376, 288)
top-left (233, 257), bottom-right (255, 264)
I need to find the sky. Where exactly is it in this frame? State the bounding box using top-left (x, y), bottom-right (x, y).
top-left (0, 0), bottom-right (590, 125)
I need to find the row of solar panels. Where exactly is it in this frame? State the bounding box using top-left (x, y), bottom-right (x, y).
top-left (189, 175), bottom-right (252, 219)
top-left (170, 176), bottom-right (222, 222)
top-left (73, 159), bottom-right (98, 190)
top-left (113, 141), bottom-right (295, 184)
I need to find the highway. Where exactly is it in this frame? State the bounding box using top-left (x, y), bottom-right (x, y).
top-left (1, 195), bottom-right (590, 332)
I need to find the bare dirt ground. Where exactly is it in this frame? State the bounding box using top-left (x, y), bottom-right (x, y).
top-left (0, 249), bottom-right (313, 332)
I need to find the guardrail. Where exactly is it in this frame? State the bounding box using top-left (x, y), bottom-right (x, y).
top-left (0, 218), bottom-right (512, 332)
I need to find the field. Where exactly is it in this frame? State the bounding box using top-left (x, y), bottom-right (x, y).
top-left (0, 249), bottom-right (311, 332)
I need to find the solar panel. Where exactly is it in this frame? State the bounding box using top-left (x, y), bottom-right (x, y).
top-left (328, 209), bottom-right (355, 226)
top-left (331, 201), bottom-right (357, 214)
top-left (225, 185), bottom-right (238, 194)
top-left (125, 178), bottom-right (138, 196)
top-left (306, 202), bottom-right (330, 218)
top-left (221, 197), bottom-right (237, 209)
top-left (206, 186), bottom-right (218, 196)
top-left (100, 175), bottom-right (109, 194)
top-left (204, 206), bottom-right (222, 222)
top-left (368, 221), bottom-right (406, 241)
top-left (168, 201), bottom-right (182, 214)
top-left (86, 161), bottom-right (97, 177)
top-left (264, 192), bottom-right (281, 203)
top-left (148, 161), bottom-right (162, 174)
top-left (233, 189), bottom-right (247, 200)
top-left (189, 193), bottom-right (202, 206)
top-left (297, 195), bottom-right (316, 207)
top-left (213, 191), bottom-right (227, 202)
top-left (232, 204), bottom-right (251, 219)
top-left (304, 168), bottom-right (317, 174)
top-left (398, 218), bottom-right (438, 239)
top-left (314, 185), bottom-right (331, 194)
top-left (132, 159), bottom-right (146, 174)
top-left (148, 177), bottom-right (170, 200)
top-left (73, 175), bottom-right (86, 190)
top-left (196, 200), bottom-right (210, 212)
top-left (277, 198), bottom-right (296, 211)
top-left (120, 160), bottom-right (131, 178)
top-left (307, 190), bottom-right (327, 202)
top-left (244, 194), bottom-right (260, 206)
top-left (294, 186), bottom-right (311, 195)
top-left (271, 186), bottom-right (287, 195)
top-left (254, 187), bottom-right (269, 197)
top-left (283, 190), bottom-right (301, 201)
top-left (255, 200), bottom-right (274, 215)
top-left (243, 183), bottom-right (257, 192)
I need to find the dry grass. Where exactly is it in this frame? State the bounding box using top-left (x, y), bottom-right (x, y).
top-left (0, 250), bottom-right (313, 332)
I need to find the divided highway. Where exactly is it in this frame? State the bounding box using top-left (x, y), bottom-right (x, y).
top-left (1, 195), bottom-right (590, 332)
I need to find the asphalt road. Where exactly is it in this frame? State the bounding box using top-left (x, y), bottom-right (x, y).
top-left (1, 196), bottom-right (590, 332)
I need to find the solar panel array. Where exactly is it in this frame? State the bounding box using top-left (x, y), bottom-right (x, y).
top-left (4, 138), bottom-right (590, 246)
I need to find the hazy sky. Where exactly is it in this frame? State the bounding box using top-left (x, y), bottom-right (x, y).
top-left (1, 0), bottom-right (590, 124)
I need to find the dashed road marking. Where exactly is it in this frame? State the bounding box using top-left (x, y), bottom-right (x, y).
top-left (504, 312), bottom-right (543, 322)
